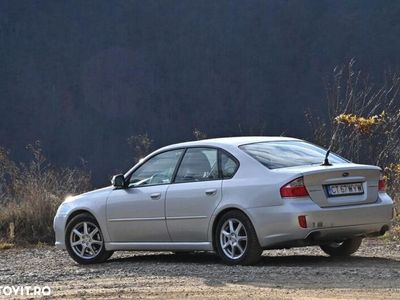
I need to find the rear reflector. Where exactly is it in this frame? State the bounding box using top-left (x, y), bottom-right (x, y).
top-left (280, 177), bottom-right (309, 198)
top-left (298, 215), bottom-right (307, 228)
top-left (378, 178), bottom-right (386, 192)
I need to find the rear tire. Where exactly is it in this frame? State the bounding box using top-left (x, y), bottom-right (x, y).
top-left (215, 210), bottom-right (263, 265)
top-left (65, 213), bottom-right (114, 264)
top-left (320, 237), bottom-right (363, 257)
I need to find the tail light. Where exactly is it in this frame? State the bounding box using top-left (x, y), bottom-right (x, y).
top-left (280, 177), bottom-right (309, 198)
top-left (378, 174), bottom-right (386, 192)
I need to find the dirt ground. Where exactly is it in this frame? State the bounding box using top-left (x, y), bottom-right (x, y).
top-left (1, 239), bottom-right (399, 299)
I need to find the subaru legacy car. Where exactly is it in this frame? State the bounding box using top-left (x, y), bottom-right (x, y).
top-left (54, 137), bottom-right (394, 265)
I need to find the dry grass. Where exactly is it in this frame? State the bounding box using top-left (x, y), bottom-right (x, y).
top-left (0, 141), bottom-right (90, 244)
top-left (386, 205), bottom-right (400, 241)
top-left (0, 242), bottom-right (15, 250)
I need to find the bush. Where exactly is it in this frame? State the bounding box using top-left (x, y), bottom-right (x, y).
top-left (306, 59), bottom-right (400, 240)
top-left (0, 141), bottom-right (90, 244)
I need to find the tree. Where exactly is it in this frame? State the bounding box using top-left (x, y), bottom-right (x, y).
top-left (127, 134), bottom-right (153, 162)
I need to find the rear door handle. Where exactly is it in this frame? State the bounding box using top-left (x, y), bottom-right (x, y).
top-left (150, 192), bottom-right (161, 200)
top-left (205, 189), bottom-right (217, 196)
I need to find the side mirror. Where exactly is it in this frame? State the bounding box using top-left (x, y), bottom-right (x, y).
top-left (111, 174), bottom-right (125, 188)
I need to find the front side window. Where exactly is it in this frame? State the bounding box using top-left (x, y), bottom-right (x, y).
top-left (175, 148), bottom-right (218, 183)
top-left (240, 141), bottom-right (348, 169)
top-left (129, 149), bottom-right (184, 187)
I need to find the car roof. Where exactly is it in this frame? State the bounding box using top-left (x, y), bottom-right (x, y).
top-left (159, 136), bottom-right (300, 151)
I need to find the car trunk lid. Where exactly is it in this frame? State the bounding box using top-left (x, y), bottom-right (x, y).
top-left (273, 163), bottom-right (381, 208)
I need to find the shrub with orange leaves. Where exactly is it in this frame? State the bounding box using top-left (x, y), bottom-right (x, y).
top-left (334, 111), bottom-right (386, 134)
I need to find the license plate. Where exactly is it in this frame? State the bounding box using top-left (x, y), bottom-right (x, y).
top-left (326, 183), bottom-right (364, 197)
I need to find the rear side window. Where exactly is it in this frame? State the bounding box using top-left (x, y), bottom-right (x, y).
top-left (240, 141), bottom-right (348, 169)
top-left (175, 148), bottom-right (219, 183)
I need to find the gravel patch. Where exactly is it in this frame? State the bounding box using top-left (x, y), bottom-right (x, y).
top-left (0, 239), bottom-right (399, 299)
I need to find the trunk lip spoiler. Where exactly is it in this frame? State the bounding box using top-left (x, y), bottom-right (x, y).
top-left (270, 163), bottom-right (381, 175)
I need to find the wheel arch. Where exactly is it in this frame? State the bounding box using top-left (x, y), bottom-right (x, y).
top-left (210, 207), bottom-right (256, 251)
top-left (65, 209), bottom-right (98, 229)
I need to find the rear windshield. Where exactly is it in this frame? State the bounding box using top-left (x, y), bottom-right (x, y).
top-left (239, 141), bottom-right (348, 169)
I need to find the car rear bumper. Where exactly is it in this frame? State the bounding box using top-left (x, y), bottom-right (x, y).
top-left (246, 193), bottom-right (394, 248)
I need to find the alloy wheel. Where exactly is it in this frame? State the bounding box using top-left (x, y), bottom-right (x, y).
top-left (69, 221), bottom-right (103, 259)
top-left (219, 218), bottom-right (248, 260)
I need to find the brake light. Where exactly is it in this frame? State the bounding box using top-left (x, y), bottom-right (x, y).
top-left (378, 176), bottom-right (386, 192)
top-left (280, 177), bottom-right (309, 198)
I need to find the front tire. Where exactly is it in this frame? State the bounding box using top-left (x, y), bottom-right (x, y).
top-left (65, 213), bottom-right (113, 264)
top-left (320, 237), bottom-right (363, 257)
top-left (215, 210), bottom-right (263, 265)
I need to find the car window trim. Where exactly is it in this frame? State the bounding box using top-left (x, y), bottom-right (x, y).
top-left (124, 146), bottom-right (240, 188)
top-left (171, 148), bottom-right (187, 183)
top-left (217, 149), bottom-right (222, 179)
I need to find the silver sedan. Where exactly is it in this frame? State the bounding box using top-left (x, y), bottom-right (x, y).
top-left (54, 137), bottom-right (394, 265)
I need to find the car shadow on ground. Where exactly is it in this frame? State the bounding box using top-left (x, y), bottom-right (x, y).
top-left (6, 246), bottom-right (399, 293)
top-left (80, 251), bottom-right (400, 290)
top-left (107, 250), bottom-right (399, 267)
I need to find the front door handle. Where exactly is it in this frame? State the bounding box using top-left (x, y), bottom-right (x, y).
top-left (205, 189), bottom-right (217, 196)
top-left (150, 192), bottom-right (161, 200)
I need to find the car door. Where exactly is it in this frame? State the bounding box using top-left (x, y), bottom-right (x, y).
top-left (106, 149), bottom-right (184, 242)
top-left (165, 147), bottom-right (223, 242)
